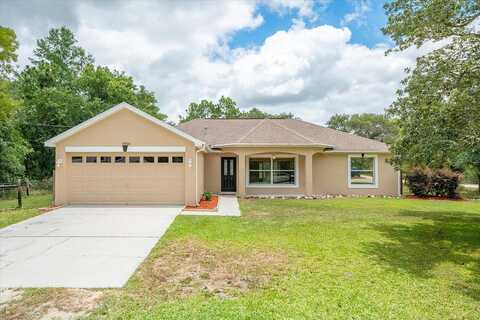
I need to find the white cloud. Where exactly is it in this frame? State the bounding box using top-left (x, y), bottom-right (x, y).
top-left (220, 24), bottom-right (431, 123)
top-left (1, 0), bottom-right (429, 124)
top-left (342, 0), bottom-right (371, 26)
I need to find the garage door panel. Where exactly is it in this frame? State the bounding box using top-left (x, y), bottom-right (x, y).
top-left (67, 154), bottom-right (185, 204)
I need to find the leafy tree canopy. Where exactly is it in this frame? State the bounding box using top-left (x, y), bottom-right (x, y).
top-left (0, 26), bottom-right (30, 182)
top-left (0, 27), bottom-right (17, 59)
top-left (241, 107), bottom-right (294, 120)
top-left (383, 0), bottom-right (480, 192)
top-left (326, 113), bottom-right (398, 143)
top-left (383, 0), bottom-right (480, 50)
top-left (179, 96), bottom-right (294, 123)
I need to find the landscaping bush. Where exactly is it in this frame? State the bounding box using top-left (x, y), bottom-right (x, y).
top-left (430, 168), bottom-right (462, 198)
top-left (406, 167), bottom-right (461, 198)
top-left (406, 167), bottom-right (431, 197)
top-left (203, 191), bottom-right (212, 201)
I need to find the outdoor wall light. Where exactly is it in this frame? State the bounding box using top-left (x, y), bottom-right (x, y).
top-left (122, 142), bottom-right (130, 152)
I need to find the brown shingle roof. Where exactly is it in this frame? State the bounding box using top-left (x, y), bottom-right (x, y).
top-left (177, 118), bottom-right (389, 152)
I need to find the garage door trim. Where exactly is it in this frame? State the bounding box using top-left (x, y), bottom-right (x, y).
top-left (65, 146), bottom-right (186, 153)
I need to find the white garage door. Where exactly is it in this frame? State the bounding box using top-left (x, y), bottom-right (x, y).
top-left (66, 154), bottom-right (185, 204)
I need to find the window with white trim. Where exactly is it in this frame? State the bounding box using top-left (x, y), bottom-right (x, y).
top-left (72, 156), bottom-right (82, 163)
top-left (172, 156), bottom-right (183, 163)
top-left (248, 156), bottom-right (297, 187)
top-left (348, 154), bottom-right (378, 188)
top-left (86, 156), bottom-right (97, 163)
top-left (158, 156), bottom-right (169, 163)
top-left (115, 156), bottom-right (126, 163)
top-left (143, 156), bottom-right (155, 163)
top-left (129, 156), bottom-right (140, 163)
top-left (100, 156), bottom-right (111, 163)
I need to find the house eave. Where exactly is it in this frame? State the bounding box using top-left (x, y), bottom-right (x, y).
top-left (212, 143), bottom-right (335, 149)
top-left (324, 150), bottom-right (390, 154)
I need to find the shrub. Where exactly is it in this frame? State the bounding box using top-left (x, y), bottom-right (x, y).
top-left (203, 191), bottom-right (212, 201)
top-left (406, 167), bottom-right (461, 198)
top-left (406, 167), bottom-right (431, 197)
top-left (430, 168), bottom-right (462, 198)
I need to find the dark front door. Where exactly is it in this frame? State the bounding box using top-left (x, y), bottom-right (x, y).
top-left (221, 157), bottom-right (236, 192)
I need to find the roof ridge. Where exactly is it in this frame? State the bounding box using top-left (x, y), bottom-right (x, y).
top-left (237, 119), bottom-right (267, 143)
top-left (270, 119), bottom-right (316, 143)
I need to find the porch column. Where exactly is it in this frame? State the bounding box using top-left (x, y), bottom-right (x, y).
top-left (305, 152), bottom-right (313, 196)
top-left (237, 152), bottom-right (246, 197)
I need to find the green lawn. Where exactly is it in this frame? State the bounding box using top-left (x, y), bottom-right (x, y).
top-left (0, 192), bottom-right (53, 229)
top-left (86, 198), bottom-right (480, 319)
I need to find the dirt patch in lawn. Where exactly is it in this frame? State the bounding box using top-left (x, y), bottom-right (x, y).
top-left (2, 288), bottom-right (104, 320)
top-left (136, 239), bottom-right (289, 299)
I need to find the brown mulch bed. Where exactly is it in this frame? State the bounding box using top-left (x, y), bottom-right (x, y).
top-left (185, 195), bottom-right (218, 210)
top-left (405, 195), bottom-right (466, 201)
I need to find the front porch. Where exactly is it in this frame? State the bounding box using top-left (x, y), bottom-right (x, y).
top-left (204, 148), bottom-right (318, 198)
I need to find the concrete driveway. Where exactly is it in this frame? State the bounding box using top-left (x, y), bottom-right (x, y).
top-left (0, 205), bottom-right (182, 288)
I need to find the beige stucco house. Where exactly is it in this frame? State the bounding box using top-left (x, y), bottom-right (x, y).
top-left (45, 102), bottom-right (400, 206)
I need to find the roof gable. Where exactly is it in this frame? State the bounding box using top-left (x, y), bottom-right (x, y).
top-left (235, 119), bottom-right (320, 145)
top-left (44, 102), bottom-right (205, 147)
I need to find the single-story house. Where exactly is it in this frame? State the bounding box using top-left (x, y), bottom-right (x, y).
top-left (45, 102), bottom-right (400, 206)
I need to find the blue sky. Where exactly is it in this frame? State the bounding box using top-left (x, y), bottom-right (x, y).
top-left (230, 1), bottom-right (390, 49)
top-left (2, 0), bottom-right (421, 124)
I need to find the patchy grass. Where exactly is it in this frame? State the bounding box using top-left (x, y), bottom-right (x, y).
top-left (0, 192), bottom-right (52, 228)
top-left (87, 198), bottom-right (480, 319)
top-left (1, 288), bottom-right (103, 320)
top-left (137, 239), bottom-right (288, 299)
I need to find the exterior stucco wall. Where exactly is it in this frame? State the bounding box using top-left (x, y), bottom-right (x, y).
top-left (53, 108), bottom-right (197, 206)
top-left (203, 149), bottom-right (398, 197)
top-left (312, 153), bottom-right (399, 196)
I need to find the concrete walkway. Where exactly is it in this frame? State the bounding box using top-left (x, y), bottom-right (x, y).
top-left (181, 195), bottom-right (241, 216)
top-left (0, 205), bottom-right (181, 288)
